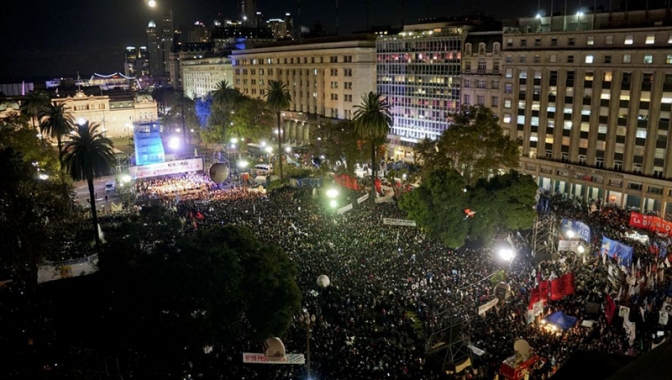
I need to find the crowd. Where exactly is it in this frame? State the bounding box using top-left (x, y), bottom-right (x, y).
top-left (140, 183), bottom-right (669, 380)
top-left (6, 170), bottom-right (672, 379)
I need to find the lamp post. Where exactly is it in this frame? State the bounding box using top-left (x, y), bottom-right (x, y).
top-left (298, 310), bottom-right (317, 379)
top-left (265, 146), bottom-right (273, 166)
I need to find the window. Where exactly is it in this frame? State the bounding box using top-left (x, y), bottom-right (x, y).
top-left (585, 55), bottom-right (594, 64)
top-left (344, 69), bottom-right (353, 76)
top-left (606, 35), bottom-right (613, 45)
top-left (477, 95), bottom-right (485, 106)
top-left (503, 113), bottom-right (512, 123)
top-left (505, 68), bottom-right (513, 78)
top-left (520, 39), bottom-right (527, 47)
top-left (667, 55), bottom-right (672, 64)
top-left (587, 36), bottom-right (594, 45)
top-left (504, 99), bottom-right (512, 108)
top-left (465, 43), bottom-right (472, 55)
top-left (623, 54), bottom-right (631, 63)
top-left (551, 37), bottom-right (558, 46)
top-left (492, 96), bottom-right (499, 107)
top-left (464, 79), bottom-right (471, 88)
top-left (478, 61), bottom-right (487, 71)
top-left (464, 94), bottom-right (471, 105)
top-left (505, 83), bottom-right (513, 93)
top-left (567, 55), bottom-right (574, 63)
top-left (646, 35), bottom-right (655, 44)
top-left (604, 55), bottom-right (611, 64)
top-left (492, 80), bottom-right (499, 89)
top-left (535, 38), bottom-right (541, 46)
top-left (550, 54), bottom-right (557, 63)
top-left (493, 61), bottom-right (500, 72)
top-left (520, 55), bottom-right (527, 63)
top-left (507, 38), bottom-right (513, 47)
top-left (625, 35), bottom-right (633, 45)
top-left (644, 55), bottom-right (653, 64)
top-left (568, 37), bottom-right (575, 46)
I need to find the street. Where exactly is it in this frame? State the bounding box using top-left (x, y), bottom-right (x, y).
top-left (72, 176), bottom-right (123, 212)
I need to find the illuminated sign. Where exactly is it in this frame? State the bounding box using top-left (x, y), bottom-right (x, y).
top-left (130, 158), bottom-right (204, 179)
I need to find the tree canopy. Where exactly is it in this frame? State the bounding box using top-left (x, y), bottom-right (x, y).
top-left (309, 120), bottom-right (365, 176)
top-left (417, 105), bottom-right (519, 185)
top-left (353, 92), bottom-right (392, 185)
top-left (399, 168), bottom-right (538, 248)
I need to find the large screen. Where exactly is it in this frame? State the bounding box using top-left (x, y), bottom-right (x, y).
top-left (134, 122), bottom-right (165, 166)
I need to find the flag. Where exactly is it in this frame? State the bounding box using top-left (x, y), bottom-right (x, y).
top-left (563, 273), bottom-right (575, 296)
top-left (539, 280), bottom-right (550, 301)
top-left (550, 277), bottom-right (565, 301)
top-left (528, 288), bottom-right (540, 310)
top-left (606, 294), bottom-right (617, 325)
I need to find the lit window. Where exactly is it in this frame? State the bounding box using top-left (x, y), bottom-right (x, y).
top-left (587, 36), bottom-right (594, 45)
top-left (606, 35), bottom-right (613, 45)
top-left (646, 35), bottom-right (655, 44)
top-left (505, 68), bottom-right (513, 78)
top-left (644, 55), bottom-right (653, 64)
top-left (623, 54), bottom-right (631, 63)
top-left (504, 99), bottom-right (512, 108)
top-left (625, 35), bottom-right (633, 45)
top-left (503, 114), bottom-right (512, 123)
top-left (667, 55), bottom-right (672, 64)
top-left (585, 55), bottom-right (594, 64)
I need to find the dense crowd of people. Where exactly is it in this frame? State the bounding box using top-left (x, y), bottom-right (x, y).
top-left (126, 178), bottom-right (669, 379)
top-left (5, 169), bottom-right (672, 379)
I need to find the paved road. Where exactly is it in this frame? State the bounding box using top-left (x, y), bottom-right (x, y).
top-left (73, 176), bottom-right (123, 211)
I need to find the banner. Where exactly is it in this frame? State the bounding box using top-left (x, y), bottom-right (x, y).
top-left (550, 277), bottom-right (565, 301)
top-left (334, 174), bottom-right (358, 190)
top-left (37, 254), bottom-right (99, 284)
top-left (531, 300), bottom-right (544, 316)
top-left (563, 273), bottom-right (575, 296)
top-left (558, 240), bottom-right (583, 253)
top-left (336, 203), bottom-right (353, 215)
top-left (619, 306), bottom-right (630, 321)
top-left (539, 281), bottom-right (550, 301)
top-left (629, 212), bottom-right (672, 237)
top-left (130, 158), bottom-right (204, 179)
top-left (561, 218), bottom-right (591, 242)
top-left (242, 353), bottom-right (305, 365)
top-left (478, 298), bottom-right (499, 316)
top-left (382, 218), bottom-right (417, 227)
top-left (357, 193), bottom-right (370, 204)
top-left (600, 236), bottom-right (633, 267)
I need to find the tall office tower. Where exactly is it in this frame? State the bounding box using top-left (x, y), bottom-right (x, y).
top-left (124, 47), bottom-right (138, 77)
top-left (146, 21), bottom-right (163, 76)
top-left (189, 21), bottom-right (209, 43)
top-left (137, 46), bottom-right (151, 76)
top-left (377, 21), bottom-right (465, 162)
top-left (240, 0), bottom-right (257, 27)
top-left (267, 13), bottom-right (294, 40)
top-left (160, 9), bottom-right (174, 76)
top-left (499, 8), bottom-right (672, 212)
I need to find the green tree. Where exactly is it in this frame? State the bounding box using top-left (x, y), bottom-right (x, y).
top-left (20, 90), bottom-right (50, 129)
top-left (202, 81), bottom-right (243, 146)
top-left (62, 122), bottom-right (115, 247)
top-left (468, 170), bottom-right (538, 243)
top-left (399, 168), bottom-right (470, 248)
top-left (418, 105), bottom-right (519, 185)
top-left (39, 102), bottom-right (74, 167)
top-left (353, 92), bottom-right (392, 197)
top-left (265, 80), bottom-right (291, 183)
top-left (230, 96), bottom-right (274, 142)
top-left (162, 91), bottom-right (199, 143)
top-left (0, 145), bottom-right (73, 286)
top-left (310, 120), bottom-right (365, 176)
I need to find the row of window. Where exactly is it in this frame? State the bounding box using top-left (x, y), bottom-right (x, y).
top-left (233, 55), bottom-right (354, 66)
top-left (507, 33), bottom-right (672, 48)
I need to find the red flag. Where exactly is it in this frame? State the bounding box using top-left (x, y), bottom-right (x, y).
top-left (550, 277), bottom-right (565, 301)
top-left (374, 178), bottom-right (382, 194)
top-left (539, 281), bottom-right (550, 301)
top-left (528, 288), bottom-right (540, 310)
top-left (196, 211), bottom-right (205, 220)
top-left (563, 273), bottom-right (575, 296)
top-left (605, 294), bottom-right (616, 325)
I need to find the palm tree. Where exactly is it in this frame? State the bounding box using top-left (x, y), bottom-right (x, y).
top-left (353, 92), bottom-right (393, 198)
top-left (212, 80), bottom-right (240, 105)
top-left (40, 102), bottom-right (74, 167)
top-left (20, 90), bottom-right (50, 130)
top-left (265, 80), bottom-right (291, 183)
top-left (62, 122), bottom-right (115, 247)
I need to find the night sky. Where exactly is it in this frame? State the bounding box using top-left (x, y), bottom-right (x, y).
top-left (0, 0), bottom-right (601, 83)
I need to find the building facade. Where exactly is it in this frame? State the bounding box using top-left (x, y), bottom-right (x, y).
top-left (51, 91), bottom-right (158, 138)
top-left (181, 56), bottom-right (234, 99)
top-left (461, 31), bottom-right (503, 116)
top-left (500, 9), bottom-right (672, 213)
top-left (124, 46), bottom-right (150, 78)
top-left (231, 35), bottom-right (377, 144)
top-left (377, 22), bottom-right (465, 161)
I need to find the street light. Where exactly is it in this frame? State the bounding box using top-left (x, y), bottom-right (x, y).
top-left (499, 247), bottom-right (515, 263)
top-left (565, 230), bottom-right (576, 239)
top-left (326, 188), bottom-right (339, 199)
top-left (298, 310), bottom-right (317, 380)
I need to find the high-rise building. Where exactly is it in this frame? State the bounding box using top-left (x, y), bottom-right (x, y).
top-left (496, 8), bottom-right (672, 212)
top-left (189, 21), bottom-right (209, 43)
top-left (377, 21), bottom-right (465, 161)
top-left (267, 13), bottom-right (294, 40)
top-left (231, 35), bottom-right (378, 143)
top-left (146, 21), bottom-right (162, 76)
top-left (240, 0), bottom-right (257, 27)
top-left (160, 9), bottom-right (174, 76)
top-left (124, 46), bottom-right (151, 78)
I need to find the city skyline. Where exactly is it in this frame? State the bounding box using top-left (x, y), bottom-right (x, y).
top-left (0, 0), bottom-right (600, 82)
